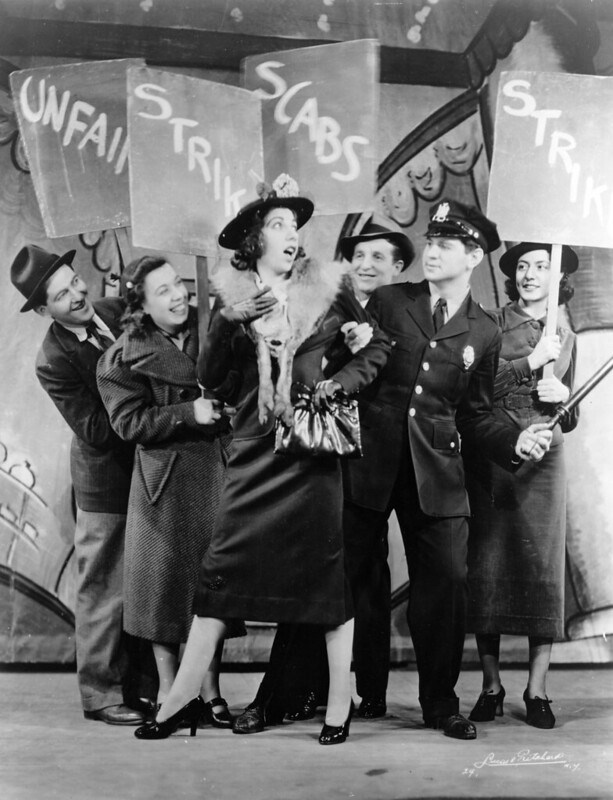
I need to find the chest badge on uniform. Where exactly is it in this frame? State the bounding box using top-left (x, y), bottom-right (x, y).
top-left (462, 345), bottom-right (475, 370)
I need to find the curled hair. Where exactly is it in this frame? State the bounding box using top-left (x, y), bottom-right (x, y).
top-left (229, 209), bottom-right (306, 271)
top-left (120, 255), bottom-right (168, 334)
top-left (504, 272), bottom-right (574, 305)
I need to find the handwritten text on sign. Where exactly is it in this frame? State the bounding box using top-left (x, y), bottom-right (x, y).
top-left (128, 67), bottom-right (263, 255)
top-left (10, 59), bottom-right (140, 237)
top-left (487, 71), bottom-right (613, 248)
top-left (244, 39), bottom-right (379, 216)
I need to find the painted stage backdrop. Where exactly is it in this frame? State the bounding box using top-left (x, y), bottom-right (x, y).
top-left (1, 1), bottom-right (612, 664)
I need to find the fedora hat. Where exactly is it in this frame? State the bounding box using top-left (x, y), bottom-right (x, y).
top-left (218, 175), bottom-right (314, 251)
top-left (11, 245), bottom-right (76, 312)
top-left (426, 198), bottom-right (500, 254)
top-left (499, 242), bottom-right (579, 278)
top-left (340, 218), bottom-right (415, 270)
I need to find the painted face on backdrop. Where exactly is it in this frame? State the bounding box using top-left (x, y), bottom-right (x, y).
top-left (258, 206), bottom-right (299, 277)
top-left (422, 236), bottom-right (480, 286)
top-left (376, 170), bottom-right (417, 228)
top-left (434, 117), bottom-right (483, 176)
top-left (350, 238), bottom-right (404, 300)
top-left (38, 264), bottom-right (94, 327)
top-left (142, 262), bottom-right (189, 334)
top-left (407, 145), bottom-right (445, 200)
top-left (515, 249), bottom-right (556, 305)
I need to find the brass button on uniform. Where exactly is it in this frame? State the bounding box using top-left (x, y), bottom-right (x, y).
top-left (415, 385), bottom-right (423, 395)
top-left (409, 408), bottom-right (416, 417)
top-left (423, 362), bottom-right (430, 371)
top-left (429, 341), bottom-right (437, 349)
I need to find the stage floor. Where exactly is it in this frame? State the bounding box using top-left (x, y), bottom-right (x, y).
top-left (0, 666), bottom-right (611, 800)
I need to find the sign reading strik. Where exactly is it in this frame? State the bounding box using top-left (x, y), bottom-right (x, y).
top-left (487, 70), bottom-right (613, 249)
top-left (127, 66), bottom-right (264, 256)
top-left (243, 39), bottom-right (380, 217)
top-left (10, 59), bottom-right (141, 237)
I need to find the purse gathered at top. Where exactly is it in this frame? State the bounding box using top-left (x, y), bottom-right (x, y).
top-left (274, 383), bottom-right (362, 458)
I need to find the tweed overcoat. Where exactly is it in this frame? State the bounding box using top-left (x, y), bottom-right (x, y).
top-left (35, 297), bottom-right (133, 513)
top-left (193, 263), bottom-right (391, 626)
top-left (343, 280), bottom-right (519, 517)
top-left (466, 302), bottom-right (578, 639)
top-left (96, 308), bottom-right (231, 642)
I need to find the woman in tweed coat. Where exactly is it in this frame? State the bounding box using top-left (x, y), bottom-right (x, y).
top-left (97, 255), bottom-right (235, 725)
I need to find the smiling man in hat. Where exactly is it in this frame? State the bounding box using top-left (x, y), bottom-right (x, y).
top-left (10, 244), bottom-right (147, 726)
top-left (342, 199), bottom-right (553, 740)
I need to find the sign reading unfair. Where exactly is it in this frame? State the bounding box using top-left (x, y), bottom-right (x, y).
top-left (10, 59), bottom-right (141, 237)
top-left (244, 39), bottom-right (380, 216)
top-left (488, 70), bottom-right (613, 248)
top-left (128, 66), bottom-right (264, 255)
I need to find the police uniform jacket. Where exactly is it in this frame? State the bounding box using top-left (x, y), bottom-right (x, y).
top-left (35, 297), bottom-right (133, 513)
top-left (344, 280), bottom-right (519, 517)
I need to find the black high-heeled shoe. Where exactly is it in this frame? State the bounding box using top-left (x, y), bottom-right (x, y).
top-left (469, 686), bottom-right (506, 722)
top-left (201, 696), bottom-right (233, 728)
top-left (319, 700), bottom-right (354, 745)
top-left (523, 689), bottom-right (556, 729)
top-left (134, 696), bottom-right (205, 739)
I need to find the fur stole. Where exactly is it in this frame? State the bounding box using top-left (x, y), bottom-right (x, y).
top-left (212, 258), bottom-right (349, 423)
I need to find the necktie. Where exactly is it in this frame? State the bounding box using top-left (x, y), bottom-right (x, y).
top-left (432, 298), bottom-right (447, 333)
top-left (86, 322), bottom-right (113, 351)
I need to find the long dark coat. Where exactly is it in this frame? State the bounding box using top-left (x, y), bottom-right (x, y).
top-left (193, 262), bottom-right (391, 627)
top-left (96, 308), bottom-right (231, 643)
top-left (36, 297), bottom-right (133, 513)
top-left (466, 302), bottom-right (578, 639)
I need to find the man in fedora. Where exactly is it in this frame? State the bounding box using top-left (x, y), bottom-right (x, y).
top-left (343, 200), bottom-right (554, 739)
top-left (10, 244), bottom-right (146, 726)
top-left (337, 218), bottom-right (416, 719)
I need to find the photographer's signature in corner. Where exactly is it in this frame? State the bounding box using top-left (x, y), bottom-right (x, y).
top-left (462, 749), bottom-right (580, 778)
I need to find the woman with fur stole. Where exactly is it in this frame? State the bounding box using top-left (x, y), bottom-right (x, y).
top-left (134, 177), bottom-right (390, 745)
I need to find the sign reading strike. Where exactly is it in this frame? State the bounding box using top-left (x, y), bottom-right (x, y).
top-left (488, 70), bottom-right (613, 248)
top-left (128, 67), bottom-right (263, 255)
top-left (10, 59), bottom-right (140, 237)
top-left (244, 39), bottom-right (379, 216)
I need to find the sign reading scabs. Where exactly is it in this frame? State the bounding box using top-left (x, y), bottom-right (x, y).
top-left (488, 70), bottom-right (613, 248)
top-left (128, 66), bottom-right (264, 255)
top-left (244, 39), bottom-right (379, 216)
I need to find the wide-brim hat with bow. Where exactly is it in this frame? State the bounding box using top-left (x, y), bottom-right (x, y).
top-left (339, 218), bottom-right (415, 271)
top-left (499, 242), bottom-right (579, 278)
top-left (218, 174), bottom-right (314, 251)
top-left (10, 244), bottom-right (77, 312)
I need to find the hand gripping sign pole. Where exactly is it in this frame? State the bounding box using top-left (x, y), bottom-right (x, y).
top-left (545, 353), bottom-right (613, 431)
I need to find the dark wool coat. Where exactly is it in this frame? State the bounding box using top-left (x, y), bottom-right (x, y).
top-left (193, 261), bottom-right (391, 626)
top-left (343, 280), bottom-right (520, 517)
top-left (466, 302), bottom-right (578, 639)
top-left (96, 308), bottom-right (231, 643)
top-left (35, 297), bottom-right (133, 513)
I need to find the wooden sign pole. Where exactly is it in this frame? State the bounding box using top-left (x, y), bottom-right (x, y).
top-left (195, 255), bottom-right (211, 359)
top-left (543, 243), bottom-right (562, 379)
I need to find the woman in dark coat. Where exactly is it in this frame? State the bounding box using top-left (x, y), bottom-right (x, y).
top-left (97, 256), bottom-right (235, 726)
top-left (134, 177), bottom-right (390, 744)
top-left (466, 242), bottom-right (579, 729)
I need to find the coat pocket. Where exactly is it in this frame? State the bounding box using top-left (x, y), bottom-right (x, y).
top-left (137, 448), bottom-right (178, 505)
top-left (431, 422), bottom-right (461, 455)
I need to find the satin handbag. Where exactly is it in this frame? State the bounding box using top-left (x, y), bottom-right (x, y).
top-left (274, 384), bottom-right (362, 458)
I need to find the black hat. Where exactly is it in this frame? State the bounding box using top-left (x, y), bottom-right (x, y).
top-left (426, 198), bottom-right (500, 254)
top-left (340, 218), bottom-right (415, 271)
top-left (218, 175), bottom-right (314, 251)
top-left (499, 242), bottom-right (579, 278)
top-left (10, 245), bottom-right (77, 312)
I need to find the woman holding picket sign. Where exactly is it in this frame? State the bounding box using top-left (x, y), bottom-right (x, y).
top-left (132, 175), bottom-right (390, 745)
top-left (466, 242), bottom-right (579, 730)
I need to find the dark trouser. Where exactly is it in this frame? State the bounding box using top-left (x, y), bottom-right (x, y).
top-left (343, 506), bottom-right (391, 701)
top-left (346, 450), bottom-right (468, 721)
top-left (253, 623), bottom-right (328, 713)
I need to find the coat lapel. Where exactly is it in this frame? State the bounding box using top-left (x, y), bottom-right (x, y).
top-left (404, 281), bottom-right (435, 339)
top-left (121, 312), bottom-right (199, 387)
